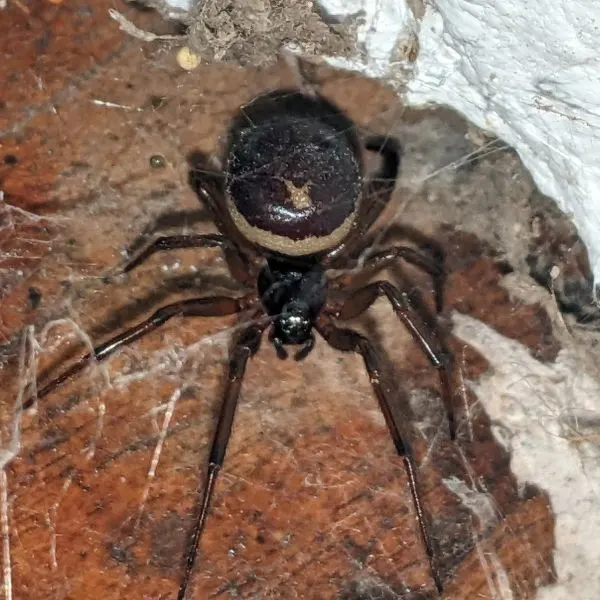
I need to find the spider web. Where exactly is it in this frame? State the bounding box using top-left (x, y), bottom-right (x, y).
top-left (1, 15), bottom-right (599, 600)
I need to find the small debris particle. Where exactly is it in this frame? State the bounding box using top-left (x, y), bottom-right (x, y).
top-left (28, 287), bottom-right (42, 309)
top-left (149, 154), bottom-right (166, 169)
top-left (177, 46), bottom-right (201, 71)
top-left (150, 95), bottom-right (167, 110)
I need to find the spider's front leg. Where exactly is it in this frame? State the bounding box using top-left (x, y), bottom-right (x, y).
top-left (177, 322), bottom-right (266, 600)
top-left (316, 316), bottom-right (444, 593)
top-left (331, 280), bottom-right (456, 440)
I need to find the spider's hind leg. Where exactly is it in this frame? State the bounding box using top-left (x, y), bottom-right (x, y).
top-left (122, 234), bottom-right (228, 273)
top-left (323, 135), bottom-right (402, 268)
top-left (122, 232), bottom-right (257, 287)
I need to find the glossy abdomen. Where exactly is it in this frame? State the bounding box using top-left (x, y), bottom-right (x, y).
top-left (225, 91), bottom-right (363, 256)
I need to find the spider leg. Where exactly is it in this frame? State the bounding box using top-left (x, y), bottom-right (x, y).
top-left (26, 295), bottom-right (255, 409)
top-left (189, 166), bottom-right (259, 257)
top-left (363, 135), bottom-right (403, 212)
top-left (177, 323), bottom-right (265, 600)
top-left (331, 245), bottom-right (445, 313)
top-left (123, 233), bottom-right (256, 286)
top-left (316, 316), bottom-right (443, 594)
top-left (323, 135), bottom-right (401, 267)
top-left (332, 280), bottom-right (455, 440)
top-left (124, 234), bottom-right (227, 272)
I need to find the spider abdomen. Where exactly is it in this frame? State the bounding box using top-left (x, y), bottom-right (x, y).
top-left (225, 91), bottom-right (363, 257)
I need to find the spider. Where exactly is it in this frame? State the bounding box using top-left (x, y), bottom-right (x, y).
top-left (26, 89), bottom-right (456, 598)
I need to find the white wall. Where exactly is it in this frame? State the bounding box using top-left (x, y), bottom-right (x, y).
top-left (322, 0), bottom-right (600, 291)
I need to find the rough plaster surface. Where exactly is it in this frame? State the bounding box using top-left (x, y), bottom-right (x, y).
top-left (453, 313), bottom-right (600, 600)
top-left (319, 0), bottom-right (600, 291)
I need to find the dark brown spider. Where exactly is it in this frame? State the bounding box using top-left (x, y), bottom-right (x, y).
top-left (26, 90), bottom-right (455, 598)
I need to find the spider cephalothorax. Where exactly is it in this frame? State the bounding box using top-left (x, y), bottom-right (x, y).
top-left (258, 257), bottom-right (327, 358)
top-left (29, 89), bottom-right (453, 599)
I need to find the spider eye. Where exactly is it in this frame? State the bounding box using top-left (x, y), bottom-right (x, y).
top-left (276, 302), bottom-right (312, 344)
